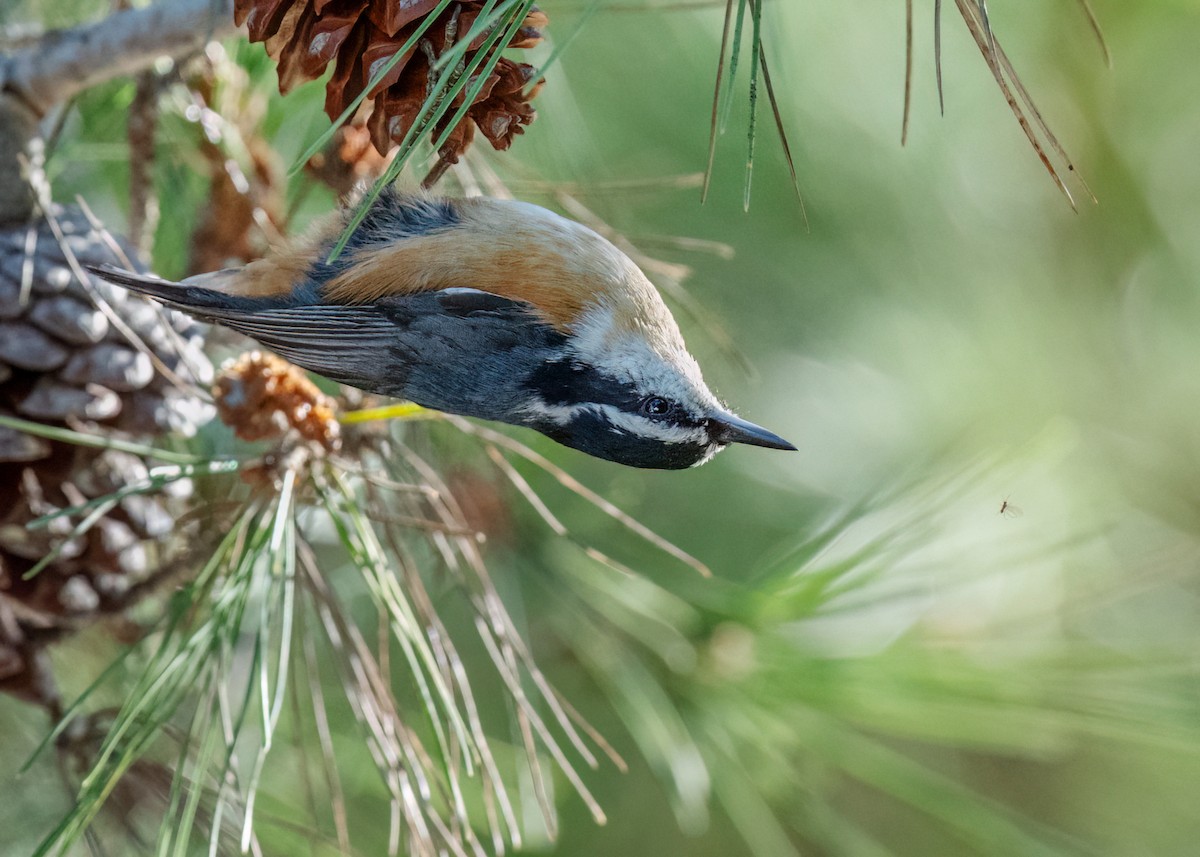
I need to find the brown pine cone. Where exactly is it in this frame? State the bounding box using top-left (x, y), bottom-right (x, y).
top-left (236, 0), bottom-right (547, 166)
top-left (214, 350), bottom-right (340, 452)
top-left (0, 206), bottom-right (215, 711)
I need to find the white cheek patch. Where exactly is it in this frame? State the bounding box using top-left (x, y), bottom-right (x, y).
top-left (525, 400), bottom-right (710, 446)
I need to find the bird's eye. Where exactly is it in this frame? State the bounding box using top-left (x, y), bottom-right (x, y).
top-left (640, 396), bottom-right (673, 417)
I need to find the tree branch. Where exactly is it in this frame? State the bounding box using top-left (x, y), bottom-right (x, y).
top-left (0, 0), bottom-right (237, 116)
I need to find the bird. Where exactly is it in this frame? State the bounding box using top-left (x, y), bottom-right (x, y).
top-left (89, 187), bottom-right (795, 469)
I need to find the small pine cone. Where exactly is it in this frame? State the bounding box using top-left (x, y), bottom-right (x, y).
top-left (214, 351), bottom-right (341, 452)
top-left (0, 206), bottom-right (215, 709)
top-left (236, 0), bottom-right (547, 164)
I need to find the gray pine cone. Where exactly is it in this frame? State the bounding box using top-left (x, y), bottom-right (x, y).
top-left (0, 204), bottom-right (214, 711)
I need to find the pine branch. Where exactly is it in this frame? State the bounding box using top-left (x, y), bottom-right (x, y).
top-left (0, 0), bottom-right (236, 116)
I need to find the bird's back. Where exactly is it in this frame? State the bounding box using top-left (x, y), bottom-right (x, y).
top-left (196, 188), bottom-right (679, 343)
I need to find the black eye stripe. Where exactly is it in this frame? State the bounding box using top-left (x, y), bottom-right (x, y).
top-left (526, 359), bottom-right (642, 411)
top-left (526, 360), bottom-right (703, 429)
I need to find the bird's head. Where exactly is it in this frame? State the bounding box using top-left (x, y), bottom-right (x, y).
top-left (515, 282), bottom-right (795, 469)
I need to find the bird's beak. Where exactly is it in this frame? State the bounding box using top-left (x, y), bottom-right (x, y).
top-left (707, 410), bottom-right (796, 451)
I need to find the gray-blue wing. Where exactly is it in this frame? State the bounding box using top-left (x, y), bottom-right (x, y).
top-left (86, 266), bottom-right (560, 404)
top-left (210, 305), bottom-right (404, 390)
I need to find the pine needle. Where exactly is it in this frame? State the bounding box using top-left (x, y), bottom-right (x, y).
top-left (0, 414), bottom-right (209, 465)
top-left (289, 0), bottom-right (458, 173)
top-left (26, 460), bottom-right (240, 532)
top-left (953, 0), bottom-right (1078, 209)
top-left (702, 0), bottom-right (738, 203)
top-left (984, 21), bottom-right (1097, 204)
top-left (934, 0), bottom-right (945, 114)
top-left (757, 38), bottom-right (807, 225)
top-left (902, 0), bottom-right (914, 145)
top-left (22, 496), bottom-right (118, 580)
top-left (719, 1), bottom-right (749, 137)
top-left (340, 402), bottom-right (435, 424)
top-left (328, 0), bottom-right (538, 262)
top-left (742, 0), bottom-right (763, 212)
top-left (976, 0), bottom-right (997, 71)
top-left (1075, 0), bottom-right (1112, 67)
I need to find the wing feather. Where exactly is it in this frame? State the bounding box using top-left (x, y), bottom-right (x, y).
top-left (203, 305), bottom-right (405, 388)
top-left (89, 265), bottom-right (549, 397)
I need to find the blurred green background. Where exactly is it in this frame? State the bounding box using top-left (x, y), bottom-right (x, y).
top-left (4, 1), bottom-right (1200, 855)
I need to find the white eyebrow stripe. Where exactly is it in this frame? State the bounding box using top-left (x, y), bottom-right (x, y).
top-left (524, 400), bottom-right (710, 445)
top-left (602, 407), bottom-right (709, 444)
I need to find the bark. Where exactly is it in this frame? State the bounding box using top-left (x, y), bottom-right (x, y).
top-left (0, 0), bottom-right (235, 113)
top-left (0, 0), bottom-right (237, 224)
top-left (0, 96), bottom-right (36, 224)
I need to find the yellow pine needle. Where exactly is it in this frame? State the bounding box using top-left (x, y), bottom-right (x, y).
top-left (338, 402), bottom-right (438, 424)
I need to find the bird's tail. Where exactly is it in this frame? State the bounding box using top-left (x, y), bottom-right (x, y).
top-left (87, 265), bottom-right (262, 317)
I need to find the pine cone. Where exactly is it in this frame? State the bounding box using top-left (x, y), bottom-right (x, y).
top-left (236, 0), bottom-right (547, 164)
top-left (0, 206), bottom-right (215, 710)
top-left (214, 351), bottom-right (340, 452)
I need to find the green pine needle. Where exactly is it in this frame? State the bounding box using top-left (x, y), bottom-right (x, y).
top-left (0, 413), bottom-right (209, 465)
top-left (288, 0), bottom-right (459, 174)
top-left (702, 0), bottom-right (804, 214)
top-left (327, 0), bottom-right (538, 262)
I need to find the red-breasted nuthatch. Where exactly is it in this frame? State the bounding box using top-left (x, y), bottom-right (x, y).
top-left (90, 188), bottom-right (795, 469)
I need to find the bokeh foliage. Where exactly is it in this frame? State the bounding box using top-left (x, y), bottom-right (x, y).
top-left (3, 1), bottom-right (1200, 855)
